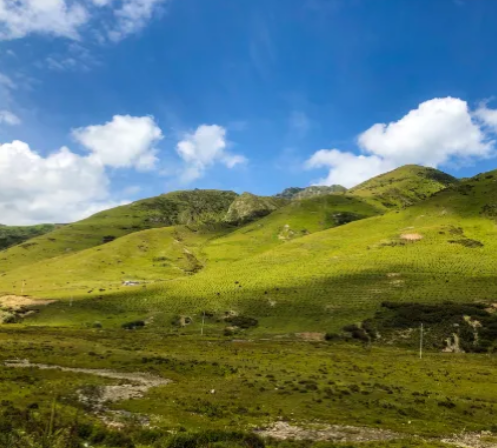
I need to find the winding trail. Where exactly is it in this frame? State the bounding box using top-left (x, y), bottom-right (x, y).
top-left (3, 359), bottom-right (171, 405)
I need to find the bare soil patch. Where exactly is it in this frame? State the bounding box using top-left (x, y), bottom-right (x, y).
top-left (4, 359), bottom-right (171, 408)
top-left (295, 332), bottom-right (325, 341)
top-left (256, 421), bottom-right (400, 442)
top-left (0, 295), bottom-right (55, 311)
top-left (400, 233), bottom-right (423, 241)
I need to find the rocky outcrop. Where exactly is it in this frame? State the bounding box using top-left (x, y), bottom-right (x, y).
top-left (293, 185), bottom-right (347, 200)
top-left (224, 193), bottom-right (287, 224)
top-left (275, 187), bottom-right (304, 199)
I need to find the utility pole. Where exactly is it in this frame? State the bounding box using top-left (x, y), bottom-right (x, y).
top-left (419, 323), bottom-right (424, 360)
top-left (200, 311), bottom-right (205, 336)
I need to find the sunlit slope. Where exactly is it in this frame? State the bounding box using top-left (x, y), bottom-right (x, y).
top-left (203, 193), bottom-right (382, 262)
top-left (0, 190), bottom-right (237, 274)
top-left (30, 169), bottom-right (497, 332)
top-left (351, 164), bottom-right (458, 208)
top-left (0, 226), bottom-right (231, 297)
top-left (0, 193), bottom-right (382, 296)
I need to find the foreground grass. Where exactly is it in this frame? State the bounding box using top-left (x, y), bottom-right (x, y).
top-left (1, 327), bottom-right (497, 444)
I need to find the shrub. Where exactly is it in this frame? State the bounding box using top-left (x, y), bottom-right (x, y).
top-left (165, 430), bottom-right (265, 448)
top-left (121, 320), bottom-right (145, 330)
top-left (324, 332), bottom-right (340, 341)
top-left (225, 316), bottom-right (258, 329)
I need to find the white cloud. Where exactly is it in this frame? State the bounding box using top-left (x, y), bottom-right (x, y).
top-left (0, 0), bottom-right (167, 42)
top-left (306, 97), bottom-right (496, 188)
top-left (306, 150), bottom-right (394, 188)
top-left (0, 0), bottom-right (89, 40)
top-left (176, 125), bottom-right (247, 182)
top-left (474, 103), bottom-right (497, 130)
top-left (0, 140), bottom-right (117, 224)
top-left (73, 115), bottom-right (163, 170)
top-left (108, 0), bottom-right (165, 42)
top-left (358, 97), bottom-right (492, 165)
top-left (45, 43), bottom-right (99, 71)
top-left (0, 110), bottom-right (20, 125)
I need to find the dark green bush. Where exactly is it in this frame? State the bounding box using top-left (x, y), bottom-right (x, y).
top-left (165, 430), bottom-right (265, 448)
top-left (121, 320), bottom-right (145, 330)
top-left (225, 316), bottom-right (258, 329)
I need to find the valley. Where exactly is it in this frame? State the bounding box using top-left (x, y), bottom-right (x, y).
top-left (2, 165), bottom-right (497, 447)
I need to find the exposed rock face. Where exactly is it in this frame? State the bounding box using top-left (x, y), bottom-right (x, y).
top-left (293, 185), bottom-right (347, 200)
top-left (275, 187), bottom-right (304, 199)
top-left (224, 193), bottom-right (287, 224)
top-left (275, 185), bottom-right (347, 200)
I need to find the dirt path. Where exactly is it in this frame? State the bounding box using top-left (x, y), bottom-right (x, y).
top-left (3, 359), bottom-right (171, 409)
top-left (256, 422), bottom-right (497, 447)
top-left (256, 421), bottom-right (400, 443)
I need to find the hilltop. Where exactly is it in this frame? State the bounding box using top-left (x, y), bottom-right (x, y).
top-left (351, 165), bottom-right (458, 208)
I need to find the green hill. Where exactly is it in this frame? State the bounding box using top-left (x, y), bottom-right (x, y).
top-left (0, 193), bottom-right (382, 299)
top-left (21, 166), bottom-right (497, 337)
top-left (6, 164), bottom-right (497, 342)
top-left (350, 165), bottom-right (458, 208)
top-left (0, 190), bottom-right (237, 274)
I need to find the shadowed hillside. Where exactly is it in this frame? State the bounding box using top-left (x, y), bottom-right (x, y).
top-left (0, 224), bottom-right (57, 251)
top-left (0, 190), bottom-right (237, 273)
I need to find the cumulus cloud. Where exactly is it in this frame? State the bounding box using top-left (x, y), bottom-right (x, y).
top-left (306, 150), bottom-right (395, 188)
top-left (306, 97), bottom-right (496, 188)
top-left (176, 125), bottom-right (247, 182)
top-left (0, 140), bottom-right (117, 224)
top-left (0, 0), bottom-right (166, 42)
top-left (73, 115), bottom-right (163, 171)
top-left (0, 114), bottom-right (166, 224)
top-left (0, 110), bottom-right (20, 125)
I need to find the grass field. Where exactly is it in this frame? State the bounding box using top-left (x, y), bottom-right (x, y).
top-left (1, 327), bottom-right (496, 447)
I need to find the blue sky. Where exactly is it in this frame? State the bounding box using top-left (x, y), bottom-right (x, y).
top-left (2, 0), bottom-right (497, 224)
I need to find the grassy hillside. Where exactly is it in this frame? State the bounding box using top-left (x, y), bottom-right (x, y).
top-left (0, 194), bottom-right (382, 299)
top-left (0, 190), bottom-right (237, 274)
top-left (21, 167), bottom-right (497, 336)
top-left (351, 165), bottom-right (458, 208)
top-left (0, 224), bottom-right (57, 251)
top-left (206, 193), bottom-right (382, 262)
